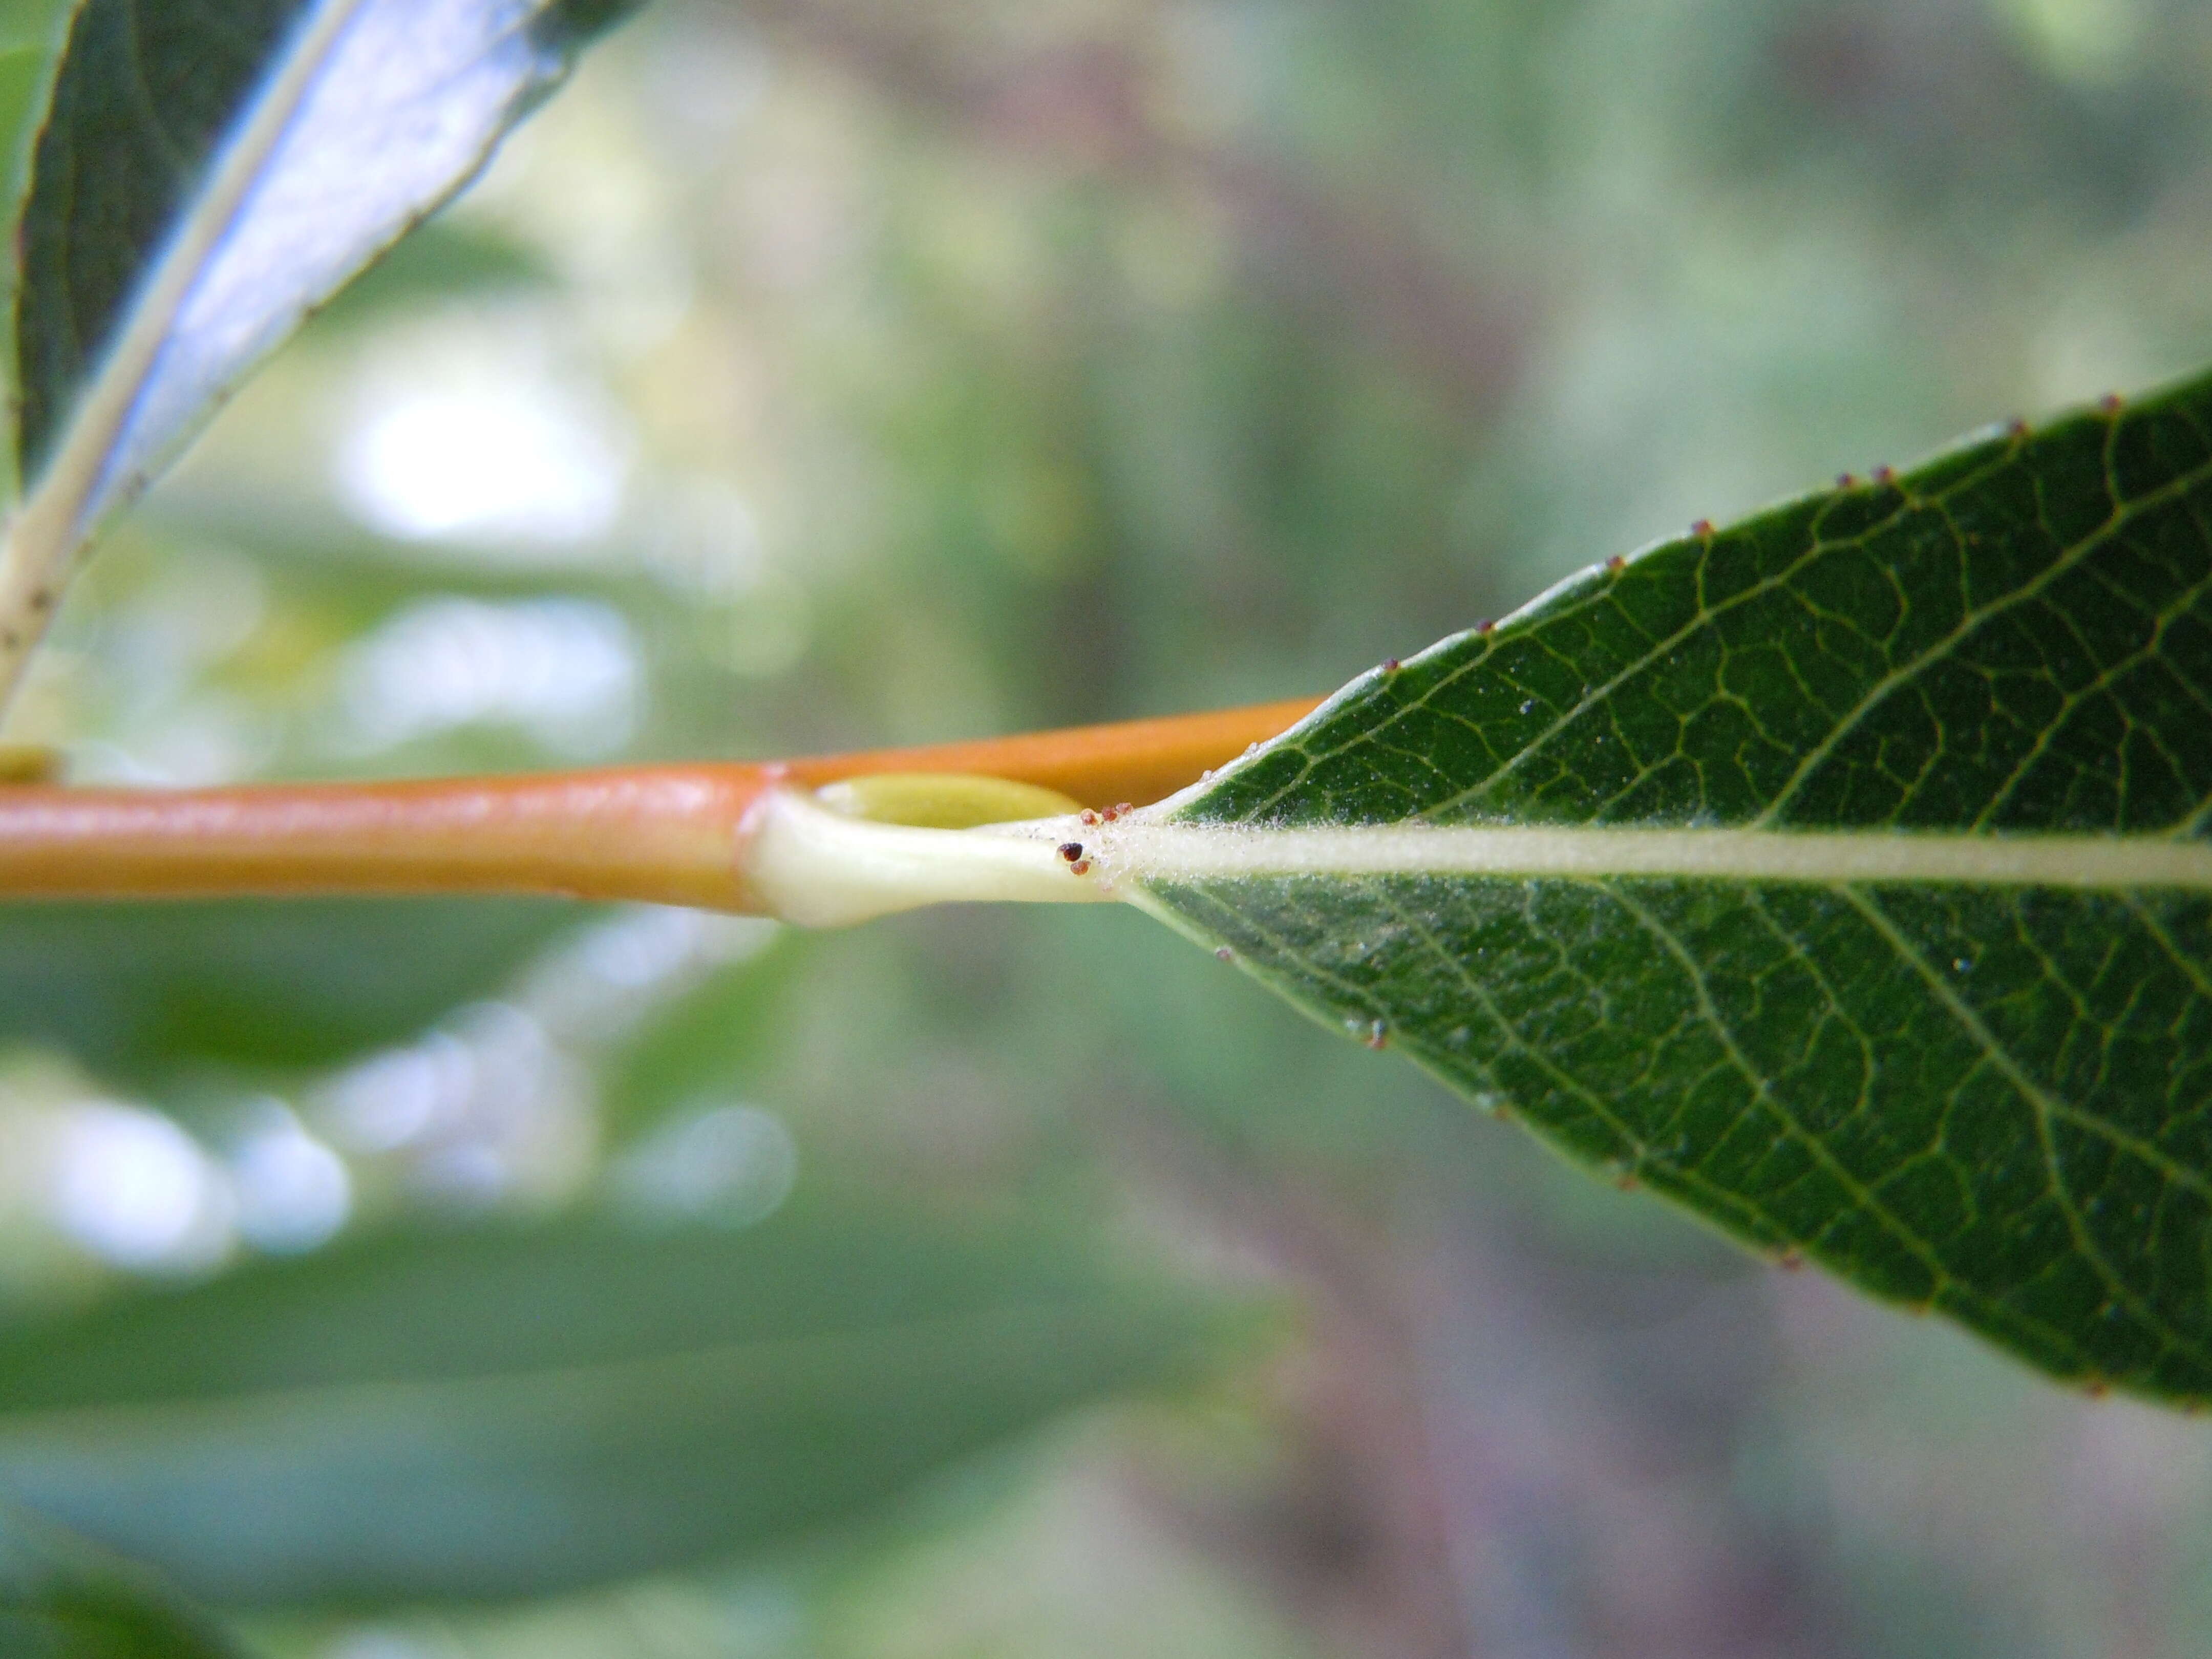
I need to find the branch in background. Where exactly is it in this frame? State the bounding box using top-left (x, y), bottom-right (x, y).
top-left (1102, 1107), bottom-right (1477, 1659)
top-left (1102, 1103), bottom-right (1854, 1658)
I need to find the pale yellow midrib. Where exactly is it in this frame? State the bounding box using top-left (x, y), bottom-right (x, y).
top-left (743, 788), bottom-right (2212, 927)
top-left (1099, 821), bottom-right (2212, 890)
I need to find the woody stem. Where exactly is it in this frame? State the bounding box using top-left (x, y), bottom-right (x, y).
top-left (0, 697), bottom-right (1318, 913)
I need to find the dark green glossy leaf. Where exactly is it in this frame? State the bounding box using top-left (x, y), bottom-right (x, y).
top-left (0, 1195), bottom-right (1235, 1607)
top-left (0, 897), bottom-right (586, 1076)
top-left (1129, 371), bottom-right (2212, 1402)
top-left (0, 1507), bottom-right (247, 1659)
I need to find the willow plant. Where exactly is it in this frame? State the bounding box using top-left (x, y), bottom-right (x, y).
top-left (29, 45), bottom-right (2212, 1659)
top-left (7, 1), bottom-right (2212, 1648)
top-left (3, 0), bottom-right (2211, 1411)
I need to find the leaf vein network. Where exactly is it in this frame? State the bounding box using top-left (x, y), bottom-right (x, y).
top-left (1843, 886), bottom-right (2211, 1370)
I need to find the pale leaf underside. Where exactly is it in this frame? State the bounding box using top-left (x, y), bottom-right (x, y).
top-left (0, 0), bottom-right (632, 703)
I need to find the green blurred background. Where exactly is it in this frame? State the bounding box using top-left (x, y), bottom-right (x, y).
top-left (6, 0), bottom-right (2212, 1654)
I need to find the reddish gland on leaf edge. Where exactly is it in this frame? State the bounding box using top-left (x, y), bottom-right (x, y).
top-left (0, 696), bottom-right (1325, 913)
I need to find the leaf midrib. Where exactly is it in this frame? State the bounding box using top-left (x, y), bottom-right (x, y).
top-left (1096, 822), bottom-right (2212, 887)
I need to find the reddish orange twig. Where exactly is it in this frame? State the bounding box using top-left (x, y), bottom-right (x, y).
top-left (0, 697), bottom-right (1321, 911)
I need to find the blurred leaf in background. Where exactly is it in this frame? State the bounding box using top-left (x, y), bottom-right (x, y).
top-left (0, 898), bottom-right (586, 1080)
top-left (0, 1194), bottom-right (1243, 1608)
top-left (0, 1505), bottom-right (246, 1659)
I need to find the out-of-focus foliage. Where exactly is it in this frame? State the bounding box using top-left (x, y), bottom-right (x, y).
top-left (0, 1506), bottom-right (245, 1659)
top-left (7, 0), bottom-right (2212, 1656)
top-left (0, 899), bottom-right (585, 1080)
top-left (0, 1196), bottom-right (1232, 1608)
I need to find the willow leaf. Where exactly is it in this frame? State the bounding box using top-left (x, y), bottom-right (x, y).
top-left (0, 0), bottom-right (637, 706)
top-left (0, 1198), bottom-right (1233, 1606)
top-left (1088, 373), bottom-right (2212, 1403)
